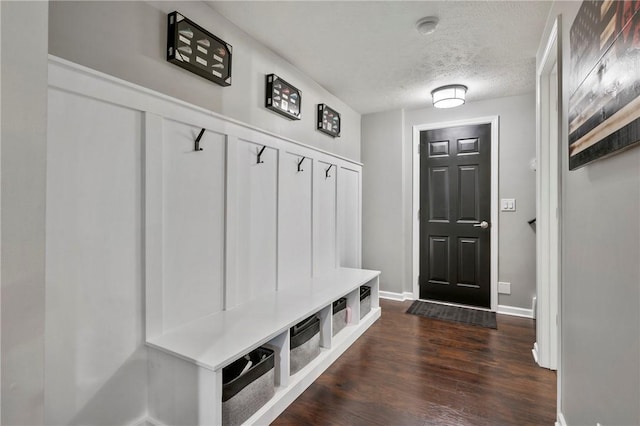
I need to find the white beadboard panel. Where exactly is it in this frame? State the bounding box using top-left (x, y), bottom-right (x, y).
top-left (226, 138), bottom-right (278, 309)
top-left (313, 160), bottom-right (338, 276)
top-left (147, 348), bottom-right (200, 426)
top-left (338, 166), bottom-right (362, 268)
top-left (278, 152), bottom-right (313, 289)
top-left (45, 88), bottom-right (146, 425)
top-left (162, 119), bottom-right (225, 330)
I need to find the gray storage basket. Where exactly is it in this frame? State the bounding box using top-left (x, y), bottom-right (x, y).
top-left (332, 298), bottom-right (347, 336)
top-left (290, 315), bottom-right (321, 375)
top-left (360, 286), bottom-right (371, 319)
top-left (222, 347), bottom-right (275, 426)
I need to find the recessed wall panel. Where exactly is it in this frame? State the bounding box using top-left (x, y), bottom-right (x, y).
top-left (314, 161), bottom-right (337, 275)
top-left (45, 89), bottom-right (145, 425)
top-left (232, 139), bottom-right (278, 304)
top-left (279, 152), bottom-right (313, 288)
top-left (338, 167), bottom-right (361, 268)
top-left (163, 120), bottom-right (225, 329)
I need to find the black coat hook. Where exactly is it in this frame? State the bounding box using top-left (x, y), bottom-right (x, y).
top-left (325, 164), bottom-right (334, 178)
top-left (194, 128), bottom-right (205, 151)
top-left (297, 157), bottom-right (306, 172)
top-left (257, 145), bottom-right (267, 164)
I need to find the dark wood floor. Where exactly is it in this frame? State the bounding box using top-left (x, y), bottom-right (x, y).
top-left (273, 299), bottom-right (556, 426)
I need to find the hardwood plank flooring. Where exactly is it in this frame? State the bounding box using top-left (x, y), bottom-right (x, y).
top-left (273, 299), bottom-right (556, 426)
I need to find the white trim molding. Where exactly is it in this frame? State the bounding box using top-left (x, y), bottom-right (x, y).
top-left (532, 342), bottom-right (540, 364)
top-left (379, 291), bottom-right (414, 301)
top-left (47, 55), bottom-right (362, 168)
top-left (412, 116), bottom-right (500, 312)
top-left (497, 305), bottom-right (534, 319)
top-left (556, 411), bottom-right (568, 426)
top-left (535, 15), bottom-right (561, 372)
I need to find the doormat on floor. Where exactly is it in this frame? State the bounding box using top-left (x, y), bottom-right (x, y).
top-left (406, 301), bottom-right (497, 329)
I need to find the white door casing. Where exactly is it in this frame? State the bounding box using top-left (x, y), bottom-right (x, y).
top-left (535, 16), bottom-right (561, 373)
top-left (412, 116), bottom-right (499, 312)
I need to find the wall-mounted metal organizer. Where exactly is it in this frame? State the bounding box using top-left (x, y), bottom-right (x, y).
top-left (317, 104), bottom-right (341, 137)
top-left (167, 11), bottom-right (232, 86)
top-left (265, 74), bottom-right (302, 120)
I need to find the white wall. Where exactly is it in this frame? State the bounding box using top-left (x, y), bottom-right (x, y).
top-left (362, 93), bottom-right (537, 309)
top-left (48, 0), bottom-right (361, 162)
top-left (538, 2), bottom-right (640, 424)
top-left (1, 2), bottom-right (49, 424)
top-left (45, 89), bottom-right (147, 426)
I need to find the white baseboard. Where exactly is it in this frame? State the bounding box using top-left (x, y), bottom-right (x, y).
top-left (532, 342), bottom-right (540, 364)
top-left (556, 411), bottom-right (567, 426)
top-left (379, 291), bottom-right (414, 301)
top-left (497, 304), bottom-right (534, 319)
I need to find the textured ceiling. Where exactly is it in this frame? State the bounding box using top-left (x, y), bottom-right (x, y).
top-left (207, 1), bottom-right (552, 115)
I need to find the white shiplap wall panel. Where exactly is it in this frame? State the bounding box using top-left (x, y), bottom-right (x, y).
top-left (278, 152), bottom-right (313, 289)
top-left (313, 160), bottom-right (338, 276)
top-left (162, 120), bottom-right (225, 330)
top-left (45, 88), bottom-right (146, 425)
top-left (226, 138), bottom-right (278, 309)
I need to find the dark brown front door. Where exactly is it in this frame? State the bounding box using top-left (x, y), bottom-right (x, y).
top-left (419, 123), bottom-right (491, 308)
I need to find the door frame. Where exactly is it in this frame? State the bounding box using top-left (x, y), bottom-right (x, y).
top-left (412, 116), bottom-right (499, 311)
top-left (535, 16), bottom-right (561, 374)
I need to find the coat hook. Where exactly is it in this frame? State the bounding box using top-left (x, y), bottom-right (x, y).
top-left (194, 128), bottom-right (205, 152)
top-left (325, 164), bottom-right (334, 178)
top-left (297, 157), bottom-right (306, 172)
top-left (257, 145), bottom-right (267, 164)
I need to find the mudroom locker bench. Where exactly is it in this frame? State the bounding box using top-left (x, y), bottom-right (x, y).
top-left (146, 267), bottom-right (380, 425)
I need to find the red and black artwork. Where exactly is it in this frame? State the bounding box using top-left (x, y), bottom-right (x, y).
top-left (569, 0), bottom-right (640, 169)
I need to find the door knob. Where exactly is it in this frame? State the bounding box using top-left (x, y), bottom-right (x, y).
top-left (473, 221), bottom-right (489, 229)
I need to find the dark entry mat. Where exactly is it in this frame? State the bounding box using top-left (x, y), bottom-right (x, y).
top-left (406, 300), bottom-right (497, 329)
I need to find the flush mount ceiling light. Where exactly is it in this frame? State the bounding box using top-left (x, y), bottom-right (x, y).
top-left (416, 16), bottom-right (439, 35)
top-left (431, 84), bottom-right (467, 108)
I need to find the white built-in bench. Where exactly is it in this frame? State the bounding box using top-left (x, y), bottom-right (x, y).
top-left (147, 267), bottom-right (380, 425)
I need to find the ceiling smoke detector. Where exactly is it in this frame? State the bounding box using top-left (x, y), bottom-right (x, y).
top-left (416, 16), bottom-right (439, 35)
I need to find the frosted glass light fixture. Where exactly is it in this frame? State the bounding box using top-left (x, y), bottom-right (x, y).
top-left (431, 85), bottom-right (467, 108)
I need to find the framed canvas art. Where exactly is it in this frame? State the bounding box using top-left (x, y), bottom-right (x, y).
top-left (569, 0), bottom-right (640, 169)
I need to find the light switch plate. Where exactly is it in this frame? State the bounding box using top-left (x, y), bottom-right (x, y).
top-left (501, 198), bottom-right (516, 212)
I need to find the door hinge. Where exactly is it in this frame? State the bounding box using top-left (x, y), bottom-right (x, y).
top-left (418, 144), bottom-right (421, 154)
top-left (417, 209), bottom-right (421, 220)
